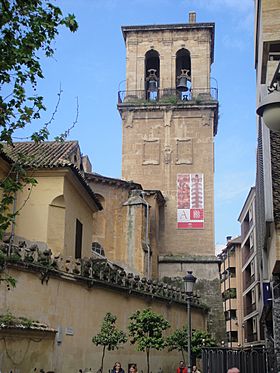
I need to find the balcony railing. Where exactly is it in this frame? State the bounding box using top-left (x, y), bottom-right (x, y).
top-left (242, 247), bottom-right (254, 266)
top-left (118, 87), bottom-right (218, 104)
top-left (244, 302), bottom-right (256, 316)
top-left (245, 332), bottom-right (258, 343)
top-left (243, 274), bottom-right (255, 290)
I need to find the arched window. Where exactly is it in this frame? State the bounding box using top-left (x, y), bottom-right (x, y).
top-left (92, 241), bottom-right (105, 257)
top-left (145, 49), bottom-right (160, 100)
top-left (47, 195), bottom-right (65, 255)
top-left (176, 49), bottom-right (191, 95)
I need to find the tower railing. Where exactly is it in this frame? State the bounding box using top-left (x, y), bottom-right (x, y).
top-left (118, 87), bottom-right (218, 104)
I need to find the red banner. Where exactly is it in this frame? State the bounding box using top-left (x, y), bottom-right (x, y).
top-left (177, 173), bottom-right (204, 229)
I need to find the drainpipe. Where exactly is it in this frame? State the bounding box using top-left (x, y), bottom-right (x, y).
top-left (141, 191), bottom-right (151, 279)
top-left (8, 171), bottom-right (19, 256)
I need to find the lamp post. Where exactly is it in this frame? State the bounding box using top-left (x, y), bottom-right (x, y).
top-left (257, 60), bottom-right (280, 132)
top-left (184, 271), bottom-right (197, 373)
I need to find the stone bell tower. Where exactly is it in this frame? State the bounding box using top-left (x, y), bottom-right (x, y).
top-left (118, 12), bottom-right (219, 282)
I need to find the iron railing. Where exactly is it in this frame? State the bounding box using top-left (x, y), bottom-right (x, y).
top-left (118, 87), bottom-right (218, 104)
top-left (242, 248), bottom-right (254, 266)
top-left (202, 347), bottom-right (268, 373)
top-left (244, 302), bottom-right (257, 316)
top-left (243, 274), bottom-right (256, 290)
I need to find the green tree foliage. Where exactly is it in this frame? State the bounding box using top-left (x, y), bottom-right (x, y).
top-left (0, 0), bottom-right (78, 145)
top-left (0, 0), bottom-right (78, 285)
top-left (167, 327), bottom-right (216, 361)
top-left (0, 0), bottom-right (78, 233)
top-left (128, 308), bottom-right (170, 373)
top-left (167, 325), bottom-right (188, 362)
top-left (92, 313), bottom-right (127, 373)
top-left (191, 330), bottom-right (216, 358)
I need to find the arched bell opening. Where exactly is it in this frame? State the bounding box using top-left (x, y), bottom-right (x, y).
top-left (145, 49), bottom-right (160, 101)
top-left (176, 49), bottom-right (191, 99)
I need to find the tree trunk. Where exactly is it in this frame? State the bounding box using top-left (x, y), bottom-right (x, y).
top-left (181, 349), bottom-right (186, 363)
top-left (146, 348), bottom-right (150, 373)
top-left (100, 345), bottom-right (106, 373)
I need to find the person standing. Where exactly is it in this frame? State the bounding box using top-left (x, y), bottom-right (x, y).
top-left (112, 362), bottom-right (125, 373)
top-left (129, 364), bottom-right (137, 373)
top-left (177, 361), bottom-right (187, 373)
top-left (192, 366), bottom-right (201, 373)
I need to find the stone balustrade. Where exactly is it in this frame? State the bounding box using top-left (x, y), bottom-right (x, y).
top-left (0, 242), bottom-right (202, 307)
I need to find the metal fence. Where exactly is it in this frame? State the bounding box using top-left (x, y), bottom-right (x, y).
top-left (118, 87), bottom-right (218, 104)
top-left (202, 347), bottom-right (268, 373)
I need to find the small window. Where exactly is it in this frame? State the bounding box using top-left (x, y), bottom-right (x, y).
top-left (251, 288), bottom-right (256, 304)
top-left (269, 43), bottom-right (280, 61)
top-left (253, 317), bottom-right (257, 334)
top-left (249, 206), bottom-right (253, 221)
top-left (75, 219), bottom-right (83, 259)
top-left (229, 267), bottom-right (236, 278)
top-left (227, 331), bottom-right (238, 342)
top-left (92, 241), bottom-right (105, 256)
top-left (250, 260), bottom-right (255, 276)
top-left (249, 233), bottom-right (254, 248)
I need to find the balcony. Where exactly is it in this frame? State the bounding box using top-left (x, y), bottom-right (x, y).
top-left (117, 87), bottom-right (218, 105)
top-left (245, 332), bottom-right (258, 343)
top-left (225, 277), bottom-right (236, 290)
top-left (244, 302), bottom-right (257, 316)
top-left (224, 298), bottom-right (237, 310)
top-left (224, 255), bottom-right (236, 269)
top-left (242, 247), bottom-right (254, 266)
top-left (226, 319), bottom-right (238, 332)
top-left (243, 273), bottom-right (255, 290)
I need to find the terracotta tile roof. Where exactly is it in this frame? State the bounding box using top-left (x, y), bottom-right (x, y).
top-left (1, 141), bottom-right (103, 211)
top-left (271, 132), bottom-right (280, 224)
top-left (3, 141), bottom-right (79, 167)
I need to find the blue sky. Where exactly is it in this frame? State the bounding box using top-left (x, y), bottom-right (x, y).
top-left (29, 0), bottom-right (256, 248)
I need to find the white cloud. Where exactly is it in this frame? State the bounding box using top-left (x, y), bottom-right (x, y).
top-left (216, 172), bottom-right (254, 203)
top-left (182, 0), bottom-right (254, 34)
top-left (182, 0), bottom-right (253, 13)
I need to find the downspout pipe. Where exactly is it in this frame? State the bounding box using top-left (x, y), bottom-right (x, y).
top-left (141, 191), bottom-right (151, 279)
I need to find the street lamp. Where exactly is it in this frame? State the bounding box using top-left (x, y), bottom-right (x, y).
top-left (257, 61), bottom-right (280, 132)
top-left (184, 270), bottom-right (197, 373)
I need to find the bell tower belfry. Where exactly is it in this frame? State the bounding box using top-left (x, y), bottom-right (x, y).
top-left (118, 12), bottom-right (219, 280)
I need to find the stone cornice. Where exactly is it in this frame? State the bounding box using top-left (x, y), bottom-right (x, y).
top-left (1, 243), bottom-right (207, 311)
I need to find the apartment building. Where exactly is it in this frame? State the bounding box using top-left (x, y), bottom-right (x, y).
top-left (219, 236), bottom-right (243, 347)
top-left (238, 187), bottom-right (265, 346)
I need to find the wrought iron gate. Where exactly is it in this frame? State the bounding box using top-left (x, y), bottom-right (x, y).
top-left (202, 347), bottom-right (268, 373)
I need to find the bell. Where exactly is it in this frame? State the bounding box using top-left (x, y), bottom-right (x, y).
top-left (148, 79), bottom-right (157, 92)
top-left (176, 76), bottom-right (188, 92)
top-left (176, 69), bottom-right (190, 92)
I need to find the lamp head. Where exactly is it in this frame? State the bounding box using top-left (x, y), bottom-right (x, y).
top-left (183, 270), bottom-right (197, 294)
top-left (257, 89), bottom-right (280, 132)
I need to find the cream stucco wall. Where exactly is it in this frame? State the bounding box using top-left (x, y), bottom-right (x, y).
top-left (63, 172), bottom-right (95, 258)
top-left (14, 172), bottom-right (64, 244)
top-left (11, 168), bottom-right (97, 258)
top-left (0, 267), bottom-right (206, 373)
